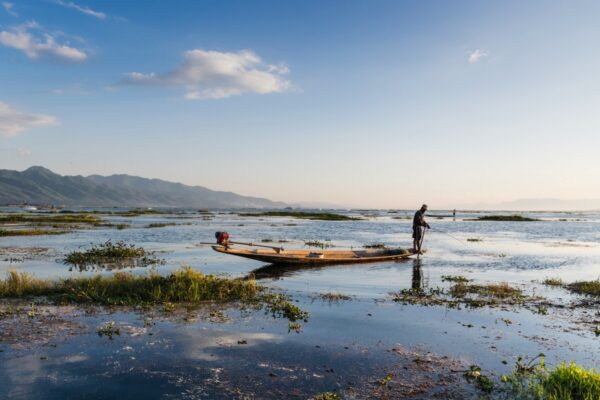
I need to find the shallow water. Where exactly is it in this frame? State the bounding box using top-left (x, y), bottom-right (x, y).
top-left (1, 209), bottom-right (599, 399)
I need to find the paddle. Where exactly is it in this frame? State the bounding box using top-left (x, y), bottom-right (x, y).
top-left (417, 226), bottom-right (426, 259)
top-left (199, 241), bottom-right (284, 253)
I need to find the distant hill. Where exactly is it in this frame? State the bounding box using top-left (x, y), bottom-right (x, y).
top-left (0, 166), bottom-right (286, 208)
top-left (464, 198), bottom-right (600, 211)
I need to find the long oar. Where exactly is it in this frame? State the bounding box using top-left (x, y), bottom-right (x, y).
top-left (199, 241), bottom-right (284, 253)
top-left (417, 227), bottom-right (426, 259)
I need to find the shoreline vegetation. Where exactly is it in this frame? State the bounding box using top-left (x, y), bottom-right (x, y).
top-left (0, 267), bottom-right (309, 324)
top-left (238, 211), bottom-right (360, 221)
top-left (471, 215), bottom-right (540, 222)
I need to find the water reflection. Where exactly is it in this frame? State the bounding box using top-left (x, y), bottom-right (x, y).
top-left (412, 259), bottom-right (423, 290)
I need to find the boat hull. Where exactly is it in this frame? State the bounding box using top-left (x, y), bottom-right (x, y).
top-left (211, 245), bottom-right (419, 265)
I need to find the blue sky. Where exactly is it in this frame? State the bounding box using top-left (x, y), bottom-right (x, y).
top-left (1, 1), bottom-right (599, 208)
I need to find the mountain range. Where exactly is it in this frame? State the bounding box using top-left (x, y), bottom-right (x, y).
top-left (0, 166), bottom-right (286, 209)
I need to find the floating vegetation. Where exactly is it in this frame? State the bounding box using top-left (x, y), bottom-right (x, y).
top-left (467, 237), bottom-right (483, 242)
top-left (146, 223), bottom-right (177, 228)
top-left (303, 240), bottom-right (335, 249)
top-left (441, 275), bottom-right (471, 283)
top-left (97, 321), bottom-right (120, 340)
top-left (501, 355), bottom-right (600, 400)
top-left (542, 277), bottom-right (563, 286)
top-left (566, 280), bottom-right (600, 297)
top-left (0, 213), bottom-right (102, 224)
top-left (59, 209), bottom-right (168, 217)
top-left (0, 229), bottom-right (68, 237)
top-left (261, 238), bottom-right (273, 243)
top-left (461, 365), bottom-right (494, 393)
top-left (363, 243), bottom-right (388, 249)
top-left (391, 281), bottom-right (540, 309)
top-left (238, 211), bottom-right (360, 221)
top-left (472, 215), bottom-right (539, 222)
top-left (262, 293), bottom-right (309, 322)
top-left (63, 240), bottom-right (162, 267)
top-left (318, 292), bottom-right (352, 302)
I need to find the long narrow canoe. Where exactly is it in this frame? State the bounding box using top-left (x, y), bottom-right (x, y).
top-left (211, 245), bottom-right (419, 265)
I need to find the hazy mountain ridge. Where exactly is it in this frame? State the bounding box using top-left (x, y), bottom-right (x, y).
top-left (0, 166), bottom-right (286, 208)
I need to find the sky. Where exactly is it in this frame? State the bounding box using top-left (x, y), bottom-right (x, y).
top-left (1, 0), bottom-right (600, 209)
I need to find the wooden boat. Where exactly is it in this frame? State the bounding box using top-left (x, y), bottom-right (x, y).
top-left (211, 245), bottom-right (420, 265)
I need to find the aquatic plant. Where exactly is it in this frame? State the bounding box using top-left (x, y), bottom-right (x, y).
top-left (0, 229), bottom-right (68, 237)
top-left (467, 237), bottom-right (483, 242)
top-left (262, 293), bottom-right (309, 322)
top-left (542, 277), bottom-right (563, 286)
top-left (0, 268), bottom-right (309, 326)
top-left (391, 281), bottom-right (533, 309)
top-left (0, 213), bottom-right (102, 224)
top-left (97, 321), bottom-right (120, 340)
top-left (238, 211), bottom-right (360, 221)
top-left (566, 280), bottom-right (600, 297)
top-left (441, 275), bottom-right (471, 283)
top-left (146, 223), bottom-right (177, 228)
top-left (63, 240), bottom-right (161, 266)
top-left (501, 355), bottom-right (600, 400)
top-left (462, 365), bottom-right (494, 393)
top-left (318, 292), bottom-right (352, 302)
top-left (473, 215), bottom-right (539, 222)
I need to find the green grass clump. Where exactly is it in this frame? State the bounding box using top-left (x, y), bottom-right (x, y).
top-left (474, 215), bottom-right (539, 222)
top-left (542, 277), bottom-right (563, 286)
top-left (450, 282), bottom-right (523, 299)
top-left (63, 240), bottom-right (159, 265)
top-left (0, 229), bottom-right (67, 237)
top-left (0, 268), bottom-right (309, 324)
top-left (146, 223), bottom-right (177, 228)
top-left (566, 280), bottom-right (600, 297)
top-left (502, 356), bottom-right (600, 400)
top-left (441, 275), bottom-right (471, 283)
top-left (0, 267), bottom-right (259, 305)
top-left (238, 211), bottom-right (359, 221)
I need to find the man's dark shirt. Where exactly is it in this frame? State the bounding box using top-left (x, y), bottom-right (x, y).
top-left (413, 210), bottom-right (426, 228)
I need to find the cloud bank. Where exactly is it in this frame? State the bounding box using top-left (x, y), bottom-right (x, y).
top-left (0, 21), bottom-right (87, 61)
top-left (468, 49), bottom-right (489, 63)
top-left (0, 101), bottom-right (58, 137)
top-left (124, 49), bottom-right (291, 99)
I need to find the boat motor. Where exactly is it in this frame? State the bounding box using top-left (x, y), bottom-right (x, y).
top-left (215, 231), bottom-right (230, 246)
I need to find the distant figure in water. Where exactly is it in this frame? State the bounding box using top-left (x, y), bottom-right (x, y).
top-left (453, 209), bottom-right (456, 221)
top-left (412, 204), bottom-right (430, 253)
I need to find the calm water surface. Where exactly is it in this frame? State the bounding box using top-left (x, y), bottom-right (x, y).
top-left (1, 209), bottom-right (599, 399)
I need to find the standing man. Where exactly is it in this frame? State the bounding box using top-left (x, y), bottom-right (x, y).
top-left (412, 204), bottom-right (430, 253)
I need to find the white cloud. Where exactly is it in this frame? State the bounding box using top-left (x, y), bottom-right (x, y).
top-left (2, 1), bottom-right (17, 17)
top-left (124, 49), bottom-right (291, 100)
top-left (468, 49), bottom-right (489, 63)
top-left (0, 101), bottom-right (58, 138)
top-left (53, 0), bottom-right (106, 19)
top-left (0, 21), bottom-right (88, 61)
top-left (17, 147), bottom-right (31, 158)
